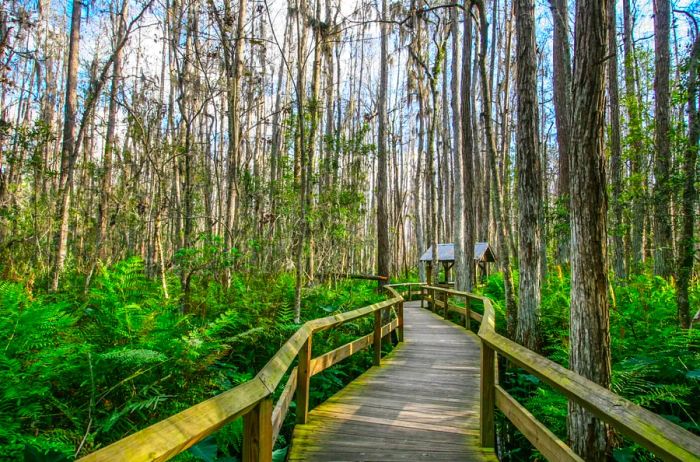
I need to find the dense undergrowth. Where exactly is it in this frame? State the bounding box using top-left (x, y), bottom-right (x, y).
top-left (479, 270), bottom-right (700, 461)
top-left (0, 258), bottom-right (386, 461)
top-left (2, 257), bottom-right (698, 462)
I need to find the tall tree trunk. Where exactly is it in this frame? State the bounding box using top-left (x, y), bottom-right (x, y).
top-left (440, 58), bottom-right (451, 242)
top-left (607, 0), bottom-right (625, 279)
top-left (676, 31), bottom-right (700, 329)
top-left (293, 0), bottom-right (309, 322)
top-left (652, 0), bottom-right (672, 277)
top-left (305, 0), bottom-right (323, 284)
top-left (51, 0), bottom-right (82, 291)
top-left (453, 7), bottom-right (472, 292)
top-left (269, 5), bottom-right (292, 212)
top-left (97, 0), bottom-right (128, 262)
top-left (410, 15), bottom-right (442, 285)
top-left (377, 0), bottom-right (391, 282)
top-left (498, 4), bottom-right (515, 281)
top-left (515, 0), bottom-right (542, 351)
top-left (568, 0), bottom-right (612, 457)
top-left (461, 6), bottom-right (475, 291)
top-left (549, 0), bottom-right (572, 264)
top-left (476, 0), bottom-right (517, 335)
top-left (622, 0), bottom-right (644, 270)
top-left (415, 102), bottom-right (426, 283)
top-left (224, 0), bottom-right (247, 269)
top-left (180, 6), bottom-right (196, 252)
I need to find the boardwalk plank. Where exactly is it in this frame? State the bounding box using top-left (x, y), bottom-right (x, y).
top-left (288, 301), bottom-right (497, 461)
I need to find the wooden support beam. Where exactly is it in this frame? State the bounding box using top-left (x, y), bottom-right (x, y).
top-left (243, 398), bottom-right (273, 462)
top-left (373, 309), bottom-right (382, 366)
top-left (310, 334), bottom-right (373, 376)
top-left (480, 343), bottom-right (495, 448)
top-left (465, 295), bottom-right (472, 331)
top-left (442, 291), bottom-right (448, 319)
top-left (495, 385), bottom-right (583, 462)
top-left (271, 369), bottom-right (297, 443)
top-left (398, 301), bottom-right (404, 342)
top-left (296, 336), bottom-right (312, 424)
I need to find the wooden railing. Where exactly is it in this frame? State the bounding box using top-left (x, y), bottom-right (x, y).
top-left (78, 287), bottom-right (404, 462)
top-left (75, 281), bottom-right (700, 462)
top-left (422, 284), bottom-right (700, 462)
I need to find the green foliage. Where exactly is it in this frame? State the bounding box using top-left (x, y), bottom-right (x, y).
top-left (0, 259), bottom-right (387, 460)
top-left (486, 269), bottom-right (700, 461)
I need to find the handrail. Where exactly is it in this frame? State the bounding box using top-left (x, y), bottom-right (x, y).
top-left (385, 282), bottom-right (425, 306)
top-left (383, 282), bottom-right (426, 287)
top-left (76, 281), bottom-right (700, 462)
top-left (78, 289), bottom-right (404, 462)
top-left (423, 285), bottom-right (700, 462)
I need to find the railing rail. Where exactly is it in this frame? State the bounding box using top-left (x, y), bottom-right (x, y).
top-left (422, 284), bottom-right (700, 462)
top-left (78, 287), bottom-right (404, 462)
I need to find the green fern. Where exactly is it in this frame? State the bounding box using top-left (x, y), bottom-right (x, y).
top-left (275, 302), bottom-right (295, 326)
top-left (99, 348), bottom-right (168, 367)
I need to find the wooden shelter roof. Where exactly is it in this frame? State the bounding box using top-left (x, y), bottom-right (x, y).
top-left (419, 242), bottom-right (496, 263)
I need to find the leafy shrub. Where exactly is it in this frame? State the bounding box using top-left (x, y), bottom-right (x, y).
top-left (0, 259), bottom-right (389, 460)
top-left (484, 270), bottom-right (700, 461)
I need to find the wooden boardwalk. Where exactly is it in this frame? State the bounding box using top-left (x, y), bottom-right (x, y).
top-left (80, 286), bottom-right (700, 462)
top-left (288, 300), bottom-right (498, 461)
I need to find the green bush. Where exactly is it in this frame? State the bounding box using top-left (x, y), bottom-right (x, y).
top-left (485, 270), bottom-right (700, 461)
top-left (0, 258), bottom-right (388, 460)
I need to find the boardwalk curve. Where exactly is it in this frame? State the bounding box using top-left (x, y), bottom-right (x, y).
top-left (288, 300), bottom-right (498, 461)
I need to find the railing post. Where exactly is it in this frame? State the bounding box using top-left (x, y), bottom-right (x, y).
top-left (465, 295), bottom-right (472, 331)
top-left (398, 300), bottom-right (404, 342)
top-left (480, 342), bottom-right (496, 448)
top-left (296, 336), bottom-right (312, 424)
top-left (243, 397), bottom-right (273, 462)
top-left (374, 309), bottom-right (382, 366)
top-left (408, 285), bottom-right (412, 302)
top-left (420, 287), bottom-right (425, 309)
top-left (443, 291), bottom-right (449, 319)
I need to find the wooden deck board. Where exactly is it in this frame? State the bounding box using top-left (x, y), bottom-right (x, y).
top-left (288, 301), bottom-right (498, 461)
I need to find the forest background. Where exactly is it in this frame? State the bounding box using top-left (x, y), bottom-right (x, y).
top-left (0, 0), bottom-right (699, 460)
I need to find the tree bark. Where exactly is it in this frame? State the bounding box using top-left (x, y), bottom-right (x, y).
top-left (568, 0), bottom-right (612, 457)
top-left (224, 0), bottom-right (247, 267)
top-left (415, 95), bottom-right (426, 283)
top-left (515, 0), bottom-right (542, 351)
top-left (461, 7), bottom-right (475, 291)
top-left (475, 0), bottom-right (517, 336)
top-left (451, 7), bottom-right (466, 291)
top-left (377, 0), bottom-right (391, 282)
top-left (305, 0), bottom-right (323, 283)
top-left (410, 14), bottom-right (443, 285)
top-left (293, 0), bottom-right (309, 322)
top-left (622, 0), bottom-right (645, 270)
top-left (652, 0), bottom-right (673, 277)
top-left (607, 0), bottom-right (625, 279)
top-left (549, 0), bottom-right (572, 264)
top-left (676, 31), bottom-right (700, 329)
top-left (96, 0), bottom-right (128, 262)
top-left (269, 4), bottom-right (292, 213)
top-left (51, 0), bottom-right (82, 291)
